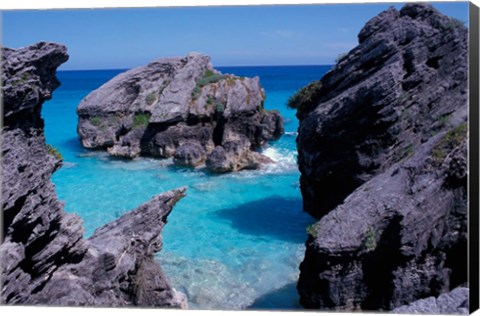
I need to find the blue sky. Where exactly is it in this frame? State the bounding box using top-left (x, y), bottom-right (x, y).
top-left (2, 2), bottom-right (469, 70)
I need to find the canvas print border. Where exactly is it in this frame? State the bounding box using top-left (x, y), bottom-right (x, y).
top-left (1, 0), bottom-right (479, 315)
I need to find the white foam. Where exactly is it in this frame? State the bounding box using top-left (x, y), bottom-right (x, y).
top-left (62, 162), bottom-right (77, 169)
top-left (261, 147), bottom-right (298, 174)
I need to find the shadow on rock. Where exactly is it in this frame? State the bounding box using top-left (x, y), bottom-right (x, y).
top-left (214, 196), bottom-right (314, 243)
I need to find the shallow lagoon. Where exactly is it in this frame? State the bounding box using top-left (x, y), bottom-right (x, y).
top-left (43, 65), bottom-right (330, 309)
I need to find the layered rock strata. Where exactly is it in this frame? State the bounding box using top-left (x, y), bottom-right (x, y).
top-left (291, 4), bottom-right (468, 311)
top-left (1, 42), bottom-right (186, 308)
top-left (393, 287), bottom-right (469, 314)
top-left (77, 54), bottom-right (283, 172)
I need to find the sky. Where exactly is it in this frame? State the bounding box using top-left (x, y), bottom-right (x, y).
top-left (1, 1), bottom-right (470, 70)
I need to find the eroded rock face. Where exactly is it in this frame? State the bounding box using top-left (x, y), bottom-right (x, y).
top-left (291, 4), bottom-right (468, 311)
top-left (1, 42), bottom-right (186, 308)
top-left (293, 4), bottom-right (467, 219)
top-left (77, 53), bottom-right (283, 172)
top-left (393, 287), bottom-right (469, 314)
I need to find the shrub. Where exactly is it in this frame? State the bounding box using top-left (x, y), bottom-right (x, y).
top-left (287, 80), bottom-right (323, 110)
top-left (11, 72), bottom-right (32, 86)
top-left (394, 144), bottom-right (414, 162)
top-left (215, 102), bottom-right (225, 113)
top-left (197, 74), bottom-right (224, 87)
top-left (203, 69), bottom-right (216, 78)
top-left (306, 223), bottom-right (319, 238)
top-left (364, 227), bottom-right (377, 251)
top-left (21, 72), bottom-right (31, 81)
top-left (145, 92), bottom-right (157, 105)
top-left (46, 144), bottom-right (63, 160)
top-left (432, 123), bottom-right (467, 162)
top-left (206, 96), bottom-right (215, 106)
top-left (191, 69), bottom-right (225, 100)
top-left (90, 116), bottom-right (102, 126)
top-left (133, 113), bottom-right (151, 128)
top-left (438, 114), bottom-right (451, 127)
top-left (191, 86), bottom-right (202, 100)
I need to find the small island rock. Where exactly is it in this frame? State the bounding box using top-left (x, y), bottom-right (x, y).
top-left (77, 53), bottom-right (283, 172)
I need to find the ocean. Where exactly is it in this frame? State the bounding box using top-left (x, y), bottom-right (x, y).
top-left (42, 65), bottom-right (332, 310)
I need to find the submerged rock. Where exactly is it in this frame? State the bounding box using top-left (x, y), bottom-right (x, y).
top-left (291, 4), bottom-right (468, 311)
top-left (1, 42), bottom-right (187, 308)
top-left (77, 53), bottom-right (283, 172)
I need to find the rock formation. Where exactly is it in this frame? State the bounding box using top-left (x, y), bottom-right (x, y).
top-left (393, 287), bottom-right (469, 314)
top-left (290, 4), bottom-right (468, 311)
top-left (1, 42), bottom-right (187, 308)
top-left (77, 54), bottom-right (283, 172)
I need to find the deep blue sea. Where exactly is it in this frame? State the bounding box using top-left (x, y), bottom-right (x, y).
top-left (42, 65), bottom-right (331, 310)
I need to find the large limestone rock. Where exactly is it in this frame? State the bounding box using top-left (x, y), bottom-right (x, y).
top-left (77, 53), bottom-right (283, 172)
top-left (290, 4), bottom-right (468, 311)
top-left (1, 42), bottom-right (186, 308)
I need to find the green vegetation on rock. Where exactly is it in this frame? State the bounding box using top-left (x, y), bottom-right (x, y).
top-left (438, 114), bottom-right (451, 127)
top-left (145, 92), bottom-right (157, 105)
top-left (432, 123), bottom-right (467, 162)
top-left (364, 227), bottom-right (377, 251)
top-left (46, 144), bottom-right (63, 160)
top-left (191, 69), bottom-right (225, 100)
top-left (287, 79), bottom-right (323, 112)
top-left (215, 102), bottom-right (225, 113)
top-left (306, 223), bottom-right (319, 238)
top-left (11, 72), bottom-right (32, 86)
top-left (90, 116), bottom-right (102, 126)
top-left (394, 144), bottom-right (414, 162)
top-left (133, 113), bottom-right (151, 128)
top-left (206, 95), bottom-right (215, 106)
top-left (205, 95), bottom-right (226, 113)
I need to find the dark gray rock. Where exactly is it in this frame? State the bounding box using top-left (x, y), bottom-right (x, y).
top-left (393, 287), bottom-right (469, 314)
top-left (206, 135), bottom-right (273, 173)
top-left (292, 3), bottom-right (467, 219)
top-left (291, 4), bottom-right (468, 312)
top-left (77, 53), bottom-right (283, 172)
top-left (1, 42), bottom-right (187, 308)
top-left (297, 130), bottom-right (467, 310)
top-left (34, 188), bottom-right (188, 308)
top-left (173, 142), bottom-right (206, 167)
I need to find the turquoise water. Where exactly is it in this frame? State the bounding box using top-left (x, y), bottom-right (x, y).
top-left (42, 65), bottom-right (331, 310)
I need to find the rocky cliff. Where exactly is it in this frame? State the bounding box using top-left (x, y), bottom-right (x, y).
top-left (1, 42), bottom-right (186, 308)
top-left (290, 4), bottom-right (468, 311)
top-left (77, 54), bottom-right (283, 173)
top-left (393, 287), bottom-right (469, 314)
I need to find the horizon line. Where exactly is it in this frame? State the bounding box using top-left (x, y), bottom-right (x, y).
top-left (59, 63), bottom-right (335, 72)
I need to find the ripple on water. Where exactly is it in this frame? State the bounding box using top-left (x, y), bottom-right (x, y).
top-left (157, 254), bottom-right (257, 309)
